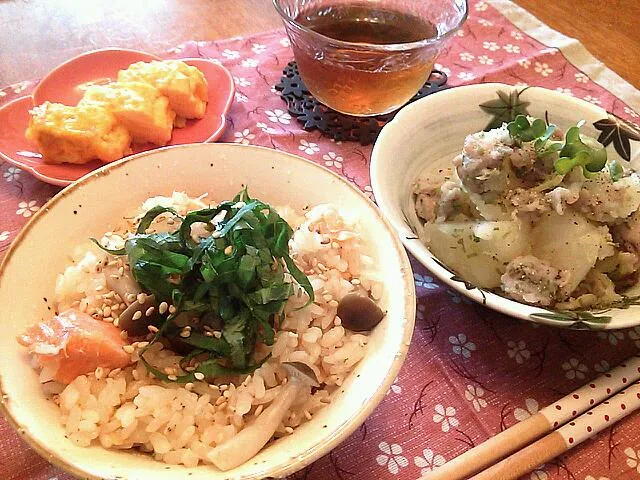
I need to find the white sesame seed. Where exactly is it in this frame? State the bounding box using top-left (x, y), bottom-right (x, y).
top-left (137, 341), bottom-right (149, 349)
top-left (254, 405), bottom-right (264, 417)
top-left (145, 306), bottom-right (155, 317)
top-left (103, 306), bottom-right (111, 317)
top-left (168, 375), bottom-right (178, 381)
top-left (223, 390), bottom-right (230, 398)
top-left (204, 331), bottom-right (214, 337)
top-left (215, 396), bottom-right (226, 406)
top-left (194, 372), bottom-right (205, 381)
top-left (285, 426), bottom-right (294, 434)
top-left (132, 369), bottom-right (140, 380)
top-left (169, 305), bottom-right (177, 314)
top-left (328, 300), bottom-right (339, 308)
top-left (224, 245), bottom-right (233, 255)
top-left (209, 384), bottom-right (220, 391)
top-left (132, 311), bottom-right (142, 321)
top-left (331, 241), bottom-right (339, 249)
top-left (185, 382), bottom-right (194, 391)
top-left (108, 368), bottom-right (121, 378)
top-left (148, 325), bottom-right (159, 333)
top-left (122, 345), bottom-right (135, 354)
top-left (179, 329), bottom-right (191, 338)
top-left (95, 285), bottom-right (104, 291)
top-left (94, 367), bottom-right (104, 379)
top-left (118, 266), bottom-right (124, 276)
top-left (351, 278), bottom-right (361, 285)
top-left (304, 410), bottom-right (312, 420)
top-left (137, 293), bottom-right (147, 304)
top-left (334, 316), bottom-right (342, 326)
top-left (213, 331), bottom-right (222, 339)
top-left (126, 293), bottom-right (137, 303)
top-left (159, 302), bottom-right (168, 314)
top-left (322, 294), bottom-right (333, 302)
top-left (219, 384), bottom-right (228, 391)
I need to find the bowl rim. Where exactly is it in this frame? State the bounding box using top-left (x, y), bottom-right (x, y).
top-left (0, 142), bottom-right (416, 479)
top-left (371, 82), bottom-right (639, 330)
top-left (272, 0), bottom-right (469, 52)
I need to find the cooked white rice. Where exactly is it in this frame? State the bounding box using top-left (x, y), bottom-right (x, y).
top-left (38, 193), bottom-right (381, 467)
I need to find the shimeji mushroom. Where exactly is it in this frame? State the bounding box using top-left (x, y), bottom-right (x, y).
top-left (207, 362), bottom-right (320, 471)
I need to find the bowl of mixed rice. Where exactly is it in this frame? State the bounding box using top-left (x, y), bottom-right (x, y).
top-left (0, 143), bottom-right (415, 479)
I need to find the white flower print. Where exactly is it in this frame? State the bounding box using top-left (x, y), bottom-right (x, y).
top-left (594, 360), bottom-right (610, 373)
top-left (0, 231), bottom-right (10, 242)
top-left (449, 333), bottom-right (476, 358)
top-left (414, 448), bottom-right (446, 474)
top-left (464, 385), bottom-right (487, 412)
top-left (3, 166), bottom-right (22, 182)
top-left (387, 377), bottom-right (401, 395)
top-left (256, 122), bottom-right (278, 134)
top-left (534, 62), bottom-right (553, 77)
top-left (414, 273), bottom-right (439, 290)
top-left (240, 58), bottom-right (259, 68)
top-left (575, 72), bottom-right (589, 83)
top-left (540, 47), bottom-right (558, 56)
top-left (446, 289), bottom-right (472, 304)
top-left (434, 63), bottom-right (451, 76)
top-left (234, 92), bottom-right (248, 103)
top-left (279, 37), bottom-right (291, 48)
top-left (459, 52), bottom-right (475, 62)
top-left (597, 330), bottom-right (624, 345)
top-left (511, 31), bottom-right (524, 40)
top-left (323, 151), bottom-right (343, 169)
top-left (233, 129), bottom-right (255, 145)
top-left (518, 58), bottom-right (531, 69)
top-left (625, 447), bottom-right (640, 473)
top-left (265, 109), bottom-right (291, 124)
top-left (16, 200), bottom-right (39, 218)
top-left (507, 340), bottom-right (530, 364)
top-left (433, 404), bottom-right (459, 432)
top-left (376, 442), bottom-right (409, 475)
top-left (583, 95), bottom-right (601, 105)
top-left (475, 1), bottom-right (488, 11)
top-left (298, 139), bottom-right (320, 155)
top-left (477, 55), bottom-right (494, 65)
top-left (503, 44), bottom-right (521, 54)
top-left (514, 398), bottom-right (539, 421)
top-left (477, 19), bottom-right (493, 27)
top-left (457, 72), bottom-right (475, 81)
top-left (623, 106), bottom-right (639, 118)
top-left (555, 87), bottom-right (573, 96)
top-left (233, 76), bottom-right (252, 87)
top-left (562, 358), bottom-right (588, 380)
top-left (221, 48), bottom-right (240, 60)
top-left (629, 326), bottom-right (640, 348)
top-left (251, 43), bottom-right (266, 54)
top-left (482, 41), bottom-right (500, 52)
top-left (11, 80), bottom-right (30, 94)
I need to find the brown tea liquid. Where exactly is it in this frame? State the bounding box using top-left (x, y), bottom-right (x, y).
top-left (294, 5), bottom-right (439, 116)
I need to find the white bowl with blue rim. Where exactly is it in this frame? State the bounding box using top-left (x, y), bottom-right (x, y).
top-left (371, 83), bottom-right (640, 330)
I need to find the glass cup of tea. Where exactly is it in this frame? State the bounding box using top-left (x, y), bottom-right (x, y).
top-left (273, 0), bottom-right (468, 117)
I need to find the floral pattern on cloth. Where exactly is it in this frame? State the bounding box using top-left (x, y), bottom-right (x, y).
top-left (1, 1), bottom-right (639, 479)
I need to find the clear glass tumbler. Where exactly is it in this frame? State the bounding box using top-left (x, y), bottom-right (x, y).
top-left (273, 0), bottom-right (468, 117)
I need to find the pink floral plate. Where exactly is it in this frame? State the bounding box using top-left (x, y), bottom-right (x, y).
top-left (0, 48), bottom-right (235, 186)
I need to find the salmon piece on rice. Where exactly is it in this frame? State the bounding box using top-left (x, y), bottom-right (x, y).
top-left (17, 309), bottom-right (132, 384)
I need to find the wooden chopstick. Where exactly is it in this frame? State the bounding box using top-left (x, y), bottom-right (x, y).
top-left (470, 380), bottom-right (640, 480)
top-left (419, 354), bottom-right (640, 480)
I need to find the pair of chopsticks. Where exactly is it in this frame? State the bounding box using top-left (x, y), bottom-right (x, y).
top-left (419, 354), bottom-right (640, 480)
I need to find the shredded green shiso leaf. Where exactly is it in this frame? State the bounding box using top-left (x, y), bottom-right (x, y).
top-left (506, 114), bottom-right (616, 180)
top-left (95, 188), bottom-right (313, 382)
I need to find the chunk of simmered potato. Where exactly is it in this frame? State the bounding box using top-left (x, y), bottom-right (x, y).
top-left (426, 220), bottom-right (530, 288)
top-left (531, 211), bottom-right (614, 293)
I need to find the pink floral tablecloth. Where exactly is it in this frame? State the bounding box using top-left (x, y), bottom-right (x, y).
top-left (1, 1), bottom-right (640, 479)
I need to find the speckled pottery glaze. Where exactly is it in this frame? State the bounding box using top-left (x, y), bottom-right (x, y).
top-left (0, 144), bottom-right (415, 479)
top-left (371, 83), bottom-right (640, 330)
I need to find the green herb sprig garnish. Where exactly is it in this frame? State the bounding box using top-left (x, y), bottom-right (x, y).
top-left (507, 115), bottom-right (611, 179)
top-left (96, 189), bottom-right (313, 381)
